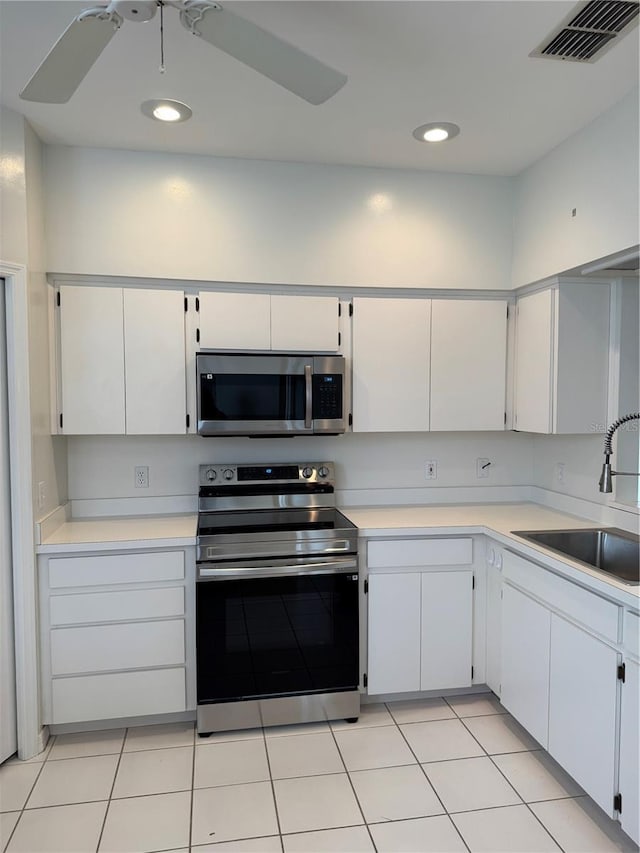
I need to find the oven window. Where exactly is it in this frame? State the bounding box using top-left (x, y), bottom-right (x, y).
top-left (200, 374), bottom-right (305, 421)
top-left (196, 573), bottom-right (359, 703)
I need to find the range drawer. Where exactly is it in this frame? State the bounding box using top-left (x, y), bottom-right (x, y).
top-left (503, 550), bottom-right (619, 642)
top-left (50, 620), bottom-right (185, 675)
top-left (50, 667), bottom-right (186, 724)
top-left (367, 537), bottom-right (473, 569)
top-left (48, 551), bottom-right (185, 589)
top-left (50, 587), bottom-right (185, 626)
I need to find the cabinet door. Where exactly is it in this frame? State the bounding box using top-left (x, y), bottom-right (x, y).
top-left (430, 300), bottom-right (507, 431)
top-left (271, 295), bottom-right (339, 352)
top-left (501, 583), bottom-right (550, 747)
top-left (352, 298), bottom-right (430, 432)
top-left (514, 289), bottom-right (553, 433)
top-left (59, 285), bottom-right (125, 434)
top-left (199, 291), bottom-right (271, 350)
top-left (485, 559), bottom-right (502, 696)
top-left (548, 615), bottom-right (618, 816)
top-left (367, 572), bottom-right (421, 694)
top-left (420, 571), bottom-right (473, 690)
top-left (619, 657), bottom-right (639, 845)
top-left (124, 289), bottom-right (186, 434)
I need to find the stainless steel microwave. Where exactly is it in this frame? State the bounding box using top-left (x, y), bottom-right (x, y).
top-left (196, 353), bottom-right (347, 436)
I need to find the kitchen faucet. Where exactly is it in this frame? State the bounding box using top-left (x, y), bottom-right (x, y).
top-left (598, 412), bottom-right (640, 493)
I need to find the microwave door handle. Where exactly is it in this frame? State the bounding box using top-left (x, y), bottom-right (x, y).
top-left (304, 364), bottom-right (312, 429)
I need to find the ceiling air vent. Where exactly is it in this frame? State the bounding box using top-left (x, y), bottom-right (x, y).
top-left (531, 0), bottom-right (639, 62)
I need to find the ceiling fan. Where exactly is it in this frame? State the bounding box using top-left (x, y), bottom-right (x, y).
top-left (19, 0), bottom-right (347, 105)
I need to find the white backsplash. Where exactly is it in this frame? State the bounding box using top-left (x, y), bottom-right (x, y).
top-left (68, 431), bottom-right (533, 503)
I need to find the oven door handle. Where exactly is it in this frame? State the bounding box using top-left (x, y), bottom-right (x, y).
top-left (197, 557), bottom-right (358, 581)
top-left (304, 364), bottom-right (313, 429)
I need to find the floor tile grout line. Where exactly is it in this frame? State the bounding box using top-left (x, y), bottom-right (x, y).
top-left (94, 727), bottom-right (127, 852)
top-left (2, 736), bottom-right (52, 853)
top-left (479, 727), bottom-right (570, 852)
top-left (260, 726), bottom-right (285, 847)
top-left (382, 700), bottom-right (472, 853)
top-left (327, 714), bottom-right (377, 851)
top-left (521, 797), bottom-right (571, 852)
top-left (188, 721), bottom-right (197, 852)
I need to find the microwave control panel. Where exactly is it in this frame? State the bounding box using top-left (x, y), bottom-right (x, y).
top-left (312, 374), bottom-right (343, 420)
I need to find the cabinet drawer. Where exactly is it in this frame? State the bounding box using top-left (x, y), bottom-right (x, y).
top-left (503, 550), bottom-right (619, 642)
top-left (50, 667), bottom-right (186, 724)
top-left (368, 538), bottom-right (473, 569)
top-left (50, 587), bottom-right (185, 626)
top-left (624, 610), bottom-right (640, 659)
top-left (51, 620), bottom-right (185, 675)
top-left (49, 551), bottom-right (184, 588)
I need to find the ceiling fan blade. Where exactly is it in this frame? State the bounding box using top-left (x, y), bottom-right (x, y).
top-left (182, 3), bottom-right (347, 105)
top-left (20, 12), bottom-right (121, 103)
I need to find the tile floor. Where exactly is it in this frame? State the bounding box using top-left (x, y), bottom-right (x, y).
top-left (1, 694), bottom-right (637, 853)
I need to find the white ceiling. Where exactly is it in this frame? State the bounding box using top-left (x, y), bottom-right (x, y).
top-left (0, 0), bottom-right (638, 176)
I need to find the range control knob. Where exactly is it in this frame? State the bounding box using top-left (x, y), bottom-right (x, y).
top-left (301, 466), bottom-right (314, 479)
top-left (318, 466), bottom-right (330, 478)
top-left (222, 468), bottom-right (234, 481)
top-left (205, 468), bottom-right (217, 482)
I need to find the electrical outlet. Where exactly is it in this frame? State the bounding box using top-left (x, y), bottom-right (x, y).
top-left (556, 462), bottom-right (565, 484)
top-left (476, 458), bottom-right (491, 479)
top-left (425, 460), bottom-right (437, 480)
top-left (135, 466), bottom-right (149, 488)
top-left (38, 481), bottom-right (46, 510)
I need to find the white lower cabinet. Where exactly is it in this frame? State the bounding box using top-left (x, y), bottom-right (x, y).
top-left (367, 572), bottom-right (421, 694)
top-left (500, 550), bottom-right (626, 823)
top-left (484, 545), bottom-right (502, 696)
top-left (500, 583), bottom-right (551, 748)
top-left (366, 538), bottom-right (475, 695)
top-left (548, 614), bottom-right (618, 815)
top-left (39, 547), bottom-right (195, 726)
top-left (619, 612), bottom-right (640, 845)
top-left (368, 570), bottom-right (473, 694)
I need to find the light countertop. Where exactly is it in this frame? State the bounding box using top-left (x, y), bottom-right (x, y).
top-left (37, 514), bottom-right (197, 553)
top-left (340, 502), bottom-right (639, 606)
top-left (339, 502), bottom-right (598, 537)
top-left (37, 502), bottom-right (638, 606)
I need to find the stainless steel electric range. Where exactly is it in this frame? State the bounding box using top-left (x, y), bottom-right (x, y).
top-left (195, 461), bottom-right (360, 735)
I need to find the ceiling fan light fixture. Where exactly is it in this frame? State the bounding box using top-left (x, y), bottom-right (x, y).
top-left (413, 122), bottom-right (460, 143)
top-left (141, 98), bottom-right (192, 122)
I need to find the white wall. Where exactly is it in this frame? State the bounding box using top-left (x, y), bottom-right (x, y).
top-left (0, 107), bottom-right (68, 520)
top-left (0, 108), bottom-right (28, 265)
top-left (43, 146), bottom-right (513, 290)
top-left (67, 432), bottom-right (533, 507)
top-left (512, 88), bottom-right (639, 288)
top-left (24, 124), bottom-right (68, 521)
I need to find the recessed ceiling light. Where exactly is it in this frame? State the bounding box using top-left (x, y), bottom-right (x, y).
top-left (141, 99), bottom-right (192, 123)
top-left (413, 122), bottom-right (460, 143)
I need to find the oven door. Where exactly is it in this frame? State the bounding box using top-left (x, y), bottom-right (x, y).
top-left (196, 557), bottom-right (359, 705)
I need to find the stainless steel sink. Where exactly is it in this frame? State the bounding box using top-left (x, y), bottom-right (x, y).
top-left (511, 528), bottom-right (640, 585)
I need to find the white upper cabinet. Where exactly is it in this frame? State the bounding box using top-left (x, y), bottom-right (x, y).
top-left (58, 285), bottom-right (186, 435)
top-left (198, 291), bottom-right (271, 350)
top-left (198, 291), bottom-right (339, 352)
top-left (514, 282), bottom-right (610, 434)
top-left (352, 297), bottom-right (431, 432)
top-left (124, 289), bottom-right (186, 435)
top-left (430, 300), bottom-right (507, 431)
top-left (270, 295), bottom-right (339, 352)
top-left (59, 286), bottom-right (125, 434)
top-left (514, 288), bottom-right (553, 433)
